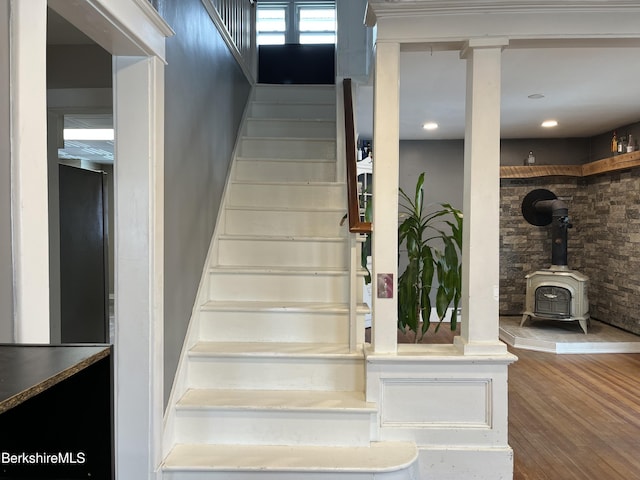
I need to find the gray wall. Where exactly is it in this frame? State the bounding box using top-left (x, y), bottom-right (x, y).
top-left (47, 45), bottom-right (112, 89)
top-left (398, 140), bottom-right (465, 274)
top-left (589, 120), bottom-right (640, 162)
top-left (0, 0), bottom-right (13, 342)
top-left (399, 140), bottom-right (464, 212)
top-left (336, 0), bottom-right (370, 82)
top-left (500, 138), bottom-right (590, 166)
top-left (158, 0), bottom-right (251, 404)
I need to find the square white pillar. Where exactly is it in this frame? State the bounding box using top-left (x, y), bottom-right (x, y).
top-left (455, 38), bottom-right (509, 355)
top-left (371, 41), bottom-right (400, 353)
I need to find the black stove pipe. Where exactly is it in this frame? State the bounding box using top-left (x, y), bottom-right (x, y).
top-left (533, 198), bottom-right (571, 266)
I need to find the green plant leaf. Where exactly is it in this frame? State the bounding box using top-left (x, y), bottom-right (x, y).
top-left (397, 172), bottom-right (462, 337)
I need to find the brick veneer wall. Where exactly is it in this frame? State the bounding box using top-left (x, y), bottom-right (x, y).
top-left (499, 170), bottom-right (640, 335)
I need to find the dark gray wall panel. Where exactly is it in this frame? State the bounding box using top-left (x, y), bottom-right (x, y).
top-left (159, 0), bottom-right (251, 404)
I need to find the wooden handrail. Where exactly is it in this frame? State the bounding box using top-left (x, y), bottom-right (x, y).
top-left (343, 78), bottom-right (372, 234)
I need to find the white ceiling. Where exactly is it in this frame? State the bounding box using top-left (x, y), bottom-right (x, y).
top-left (357, 43), bottom-right (640, 140)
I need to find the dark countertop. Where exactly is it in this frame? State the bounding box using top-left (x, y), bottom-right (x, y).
top-left (0, 344), bottom-right (111, 414)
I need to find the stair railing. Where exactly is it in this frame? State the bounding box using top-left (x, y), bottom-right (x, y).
top-left (342, 78), bottom-right (372, 352)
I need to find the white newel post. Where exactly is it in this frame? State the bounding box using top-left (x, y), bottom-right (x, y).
top-left (371, 41), bottom-right (400, 354)
top-left (10, 0), bottom-right (50, 343)
top-left (455, 38), bottom-right (509, 355)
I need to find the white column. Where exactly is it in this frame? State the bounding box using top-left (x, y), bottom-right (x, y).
top-left (454, 38), bottom-right (509, 355)
top-left (371, 41), bottom-right (400, 353)
top-left (10, 0), bottom-right (50, 343)
top-left (114, 55), bottom-right (165, 479)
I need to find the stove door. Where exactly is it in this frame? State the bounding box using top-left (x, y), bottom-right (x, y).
top-left (535, 286), bottom-right (571, 318)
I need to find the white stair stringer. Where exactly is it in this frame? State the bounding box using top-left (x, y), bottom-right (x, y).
top-left (162, 84), bottom-right (418, 480)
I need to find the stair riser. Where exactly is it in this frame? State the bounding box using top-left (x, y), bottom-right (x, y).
top-left (245, 119), bottom-right (336, 139)
top-left (228, 183), bottom-right (345, 209)
top-left (208, 272), bottom-right (356, 303)
top-left (187, 357), bottom-right (364, 391)
top-left (174, 410), bottom-right (373, 446)
top-left (216, 238), bottom-right (348, 268)
top-left (235, 160), bottom-right (336, 183)
top-left (250, 103), bottom-right (336, 120)
top-left (198, 310), bottom-right (351, 343)
top-left (253, 85), bottom-right (335, 104)
top-left (224, 209), bottom-right (345, 236)
top-left (239, 138), bottom-right (336, 160)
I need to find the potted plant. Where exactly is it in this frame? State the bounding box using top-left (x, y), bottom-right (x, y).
top-left (398, 172), bottom-right (463, 343)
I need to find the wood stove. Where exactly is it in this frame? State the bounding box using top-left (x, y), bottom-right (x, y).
top-left (519, 189), bottom-right (590, 334)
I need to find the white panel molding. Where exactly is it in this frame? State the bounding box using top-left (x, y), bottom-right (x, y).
top-left (380, 378), bottom-right (492, 429)
top-left (366, 350), bottom-right (515, 449)
top-left (366, 1), bottom-right (640, 45)
top-left (367, 0), bottom-right (640, 18)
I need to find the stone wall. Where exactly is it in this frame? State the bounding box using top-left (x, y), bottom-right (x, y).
top-left (499, 169), bottom-right (640, 335)
top-left (577, 170), bottom-right (640, 334)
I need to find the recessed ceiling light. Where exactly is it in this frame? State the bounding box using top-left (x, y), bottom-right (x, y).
top-left (63, 128), bottom-right (114, 141)
top-left (541, 120), bottom-right (558, 128)
top-left (422, 122), bottom-right (438, 130)
top-left (528, 93), bottom-right (545, 99)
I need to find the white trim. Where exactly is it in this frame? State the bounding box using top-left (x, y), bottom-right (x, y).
top-left (10, 0), bottom-right (50, 343)
top-left (48, 0), bottom-right (174, 61)
top-left (113, 54), bottom-right (165, 479)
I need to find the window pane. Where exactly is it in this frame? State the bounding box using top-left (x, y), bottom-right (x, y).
top-left (258, 34), bottom-right (286, 46)
top-left (257, 7), bottom-right (286, 45)
top-left (299, 8), bottom-right (335, 33)
top-left (300, 33), bottom-right (336, 44)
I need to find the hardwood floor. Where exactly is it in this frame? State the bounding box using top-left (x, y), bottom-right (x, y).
top-left (509, 346), bottom-right (640, 480)
top-left (376, 325), bottom-right (640, 479)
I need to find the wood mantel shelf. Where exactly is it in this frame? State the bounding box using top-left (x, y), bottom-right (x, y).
top-left (501, 150), bottom-right (640, 179)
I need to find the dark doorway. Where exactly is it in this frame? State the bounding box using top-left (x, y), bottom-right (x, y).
top-left (59, 165), bottom-right (109, 343)
top-left (258, 44), bottom-right (335, 84)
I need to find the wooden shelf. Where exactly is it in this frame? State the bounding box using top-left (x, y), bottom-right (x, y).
top-left (500, 150), bottom-right (640, 179)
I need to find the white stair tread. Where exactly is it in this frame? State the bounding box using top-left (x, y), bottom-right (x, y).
top-left (226, 204), bottom-right (345, 213)
top-left (219, 233), bottom-right (346, 241)
top-left (201, 300), bottom-right (368, 312)
top-left (210, 265), bottom-right (354, 275)
top-left (189, 342), bottom-right (362, 358)
top-left (177, 389), bottom-right (376, 411)
top-left (242, 135), bottom-right (336, 142)
top-left (247, 117), bottom-right (335, 123)
top-left (163, 442), bottom-right (418, 472)
top-left (236, 156), bottom-right (336, 163)
top-left (231, 180), bottom-right (343, 187)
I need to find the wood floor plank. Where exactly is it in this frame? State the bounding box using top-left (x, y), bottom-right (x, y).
top-left (508, 346), bottom-right (640, 480)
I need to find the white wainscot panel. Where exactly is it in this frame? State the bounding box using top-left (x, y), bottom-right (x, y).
top-left (381, 378), bottom-right (491, 428)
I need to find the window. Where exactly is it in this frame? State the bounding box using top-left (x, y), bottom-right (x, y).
top-left (257, 5), bottom-right (287, 45)
top-left (298, 6), bottom-right (336, 44)
top-left (257, 1), bottom-right (335, 46)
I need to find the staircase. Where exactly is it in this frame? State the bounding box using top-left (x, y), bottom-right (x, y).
top-left (162, 84), bottom-right (418, 480)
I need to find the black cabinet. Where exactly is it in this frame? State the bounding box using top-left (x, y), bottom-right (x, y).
top-left (0, 345), bottom-right (113, 479)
